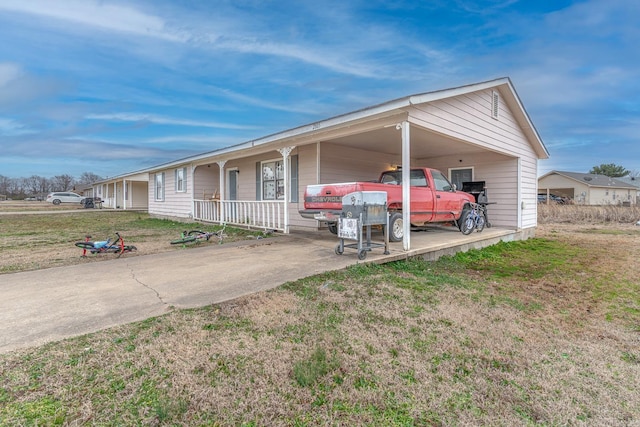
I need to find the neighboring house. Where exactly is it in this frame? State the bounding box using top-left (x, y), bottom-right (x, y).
top-left (96, 77), bottom-right (549, 249)
top-left (538, 171), bottom-right (638, 205)
top-left (93, 172), bottom-right (149, 210)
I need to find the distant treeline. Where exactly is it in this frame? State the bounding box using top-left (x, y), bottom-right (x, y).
top-left (0, 172), bottom-right (103, 199)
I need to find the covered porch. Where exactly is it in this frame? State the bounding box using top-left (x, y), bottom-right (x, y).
top-left (95, 172), bottom-right (149, 210)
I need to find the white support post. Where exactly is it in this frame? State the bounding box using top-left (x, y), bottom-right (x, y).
top-left (217, 160), bottom-right (227, 223)
top-left (400, 121), bottom-right (411, 251)
top-left (191, 164), bottom-right (196, 218)
top-left (113, 182), bottom-right (117, 209)
top-left (278, 146), bottom-right (294, 234)
top-left (123, 179), bottom-right (127, 210)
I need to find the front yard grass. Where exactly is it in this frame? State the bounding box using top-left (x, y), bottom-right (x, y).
top-left (0, 210), bottom-right (271, 273)
top-left (1, 214), bottom-right (639, 425)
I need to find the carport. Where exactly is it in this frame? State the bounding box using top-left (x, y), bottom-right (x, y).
top-left (145, 78), bottom-right (547, 251)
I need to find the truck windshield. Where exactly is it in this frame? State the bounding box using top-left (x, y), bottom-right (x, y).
top-left (380, 170), bottom-right (428, 187)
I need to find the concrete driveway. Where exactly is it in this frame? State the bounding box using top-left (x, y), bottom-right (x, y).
top-left (0, 225), bottom-right (518, 354)
top-left (0, 232), bottom-right (369, 354)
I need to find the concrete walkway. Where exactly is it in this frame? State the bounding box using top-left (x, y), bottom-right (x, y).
top-left (0, 226), bottom-right (518, 354)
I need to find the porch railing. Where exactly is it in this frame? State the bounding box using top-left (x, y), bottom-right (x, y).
top-left (193, 199), bottom-right (285, 232)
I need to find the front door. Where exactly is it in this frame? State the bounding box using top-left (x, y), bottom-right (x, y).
top-left (228, 170), bottom-right (239, 200)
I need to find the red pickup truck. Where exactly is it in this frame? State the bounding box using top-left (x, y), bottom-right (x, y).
top-left (299, 167), bottom-right (476, 241)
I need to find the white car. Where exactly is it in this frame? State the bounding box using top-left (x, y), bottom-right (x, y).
top-left (46, 192), bottom-right (83, 205)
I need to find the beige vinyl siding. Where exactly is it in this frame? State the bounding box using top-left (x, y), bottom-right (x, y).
top-left (193, 164), bottom-right (220, 200)
top-left (293, 144), bottom-right (319, 229)
top-left (148, 167), bottom-right (193, 218)
top-left (427, 152), bottom-right (520, 229)
top-left (319, 142), bottom-right (399, 183)
top-left (410, 89), bottom-right (539, 229)
top-left (409, 90), bottom-right (535, 160)
top-left (130, 181), bottom-right (148, 209)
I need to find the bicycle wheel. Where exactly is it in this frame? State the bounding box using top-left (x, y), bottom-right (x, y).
top-left (115, 245), bottom-right (137, 257)
top-left (170, 236), bottom-right (197, 245)
top-left (459, 209), bottom-right (476, 235)
top-left (75, 242), bottom-right (95, 250)
top-left (475, 212), bottom-right (486, 233)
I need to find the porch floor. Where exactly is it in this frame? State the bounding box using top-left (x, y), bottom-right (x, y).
top-left (286, 224), bottom-right (525, 263)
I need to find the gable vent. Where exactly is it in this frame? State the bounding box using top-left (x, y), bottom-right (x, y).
top-left (491, 91), bottom-right (500, 119)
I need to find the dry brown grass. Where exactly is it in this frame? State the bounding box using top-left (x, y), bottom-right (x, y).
top-left (538, 203), bottom-right (640, 224)
top-left (1, 205), bottom-right (639, 425)
top-left (0, 203), bottom-right (270, 273)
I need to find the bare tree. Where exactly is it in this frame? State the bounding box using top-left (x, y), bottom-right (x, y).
top-left (51, 174), bottom-right (75, 191)
top-left (23, 175), bottom-right (50, 195)
top-left (0, 175), bottom-right (10, 195)
top-left (78, 172), bottom-right (103, 185)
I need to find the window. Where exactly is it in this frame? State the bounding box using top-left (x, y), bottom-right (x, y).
top-left (258, 155), bottom-right (298, 201)
top-left (380, 170), bottom-right (428, 186)
top-left (262, 160), bottom-right (284, 200)
top-left (491, 90), bottom-right (500, 119)
top-left (431, 170), bottom-right (454, 191)
top-left (175, 167), bottom-right (186, 192)
top-left (155, 173), bottom-right (164, 201)
top-left (449, 168), bottom-right (473, 191)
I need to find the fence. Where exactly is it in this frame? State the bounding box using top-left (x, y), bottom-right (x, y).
top-left (193, 199), bottom-right (285, 232)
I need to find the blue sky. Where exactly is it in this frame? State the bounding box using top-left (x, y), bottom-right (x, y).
top-left (0, 0), bottom-right (638, 179)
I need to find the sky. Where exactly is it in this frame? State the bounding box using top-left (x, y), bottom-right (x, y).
top-left (0, 0), bottom-right (638, 180)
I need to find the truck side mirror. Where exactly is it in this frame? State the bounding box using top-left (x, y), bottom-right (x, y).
top-left (452, 184), bottom-right (457, 191)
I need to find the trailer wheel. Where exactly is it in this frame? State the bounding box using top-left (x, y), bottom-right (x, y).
top-left (388, 212), bottom-right (403, 242)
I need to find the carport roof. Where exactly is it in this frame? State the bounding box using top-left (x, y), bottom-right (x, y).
top-left (105, 77), bottom-right (548, 177)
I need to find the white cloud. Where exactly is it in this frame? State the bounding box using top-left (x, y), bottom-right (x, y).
top-left (0, 0), bottom-right (186, 41)
top-left (85, 113), bottom-right (259, 130)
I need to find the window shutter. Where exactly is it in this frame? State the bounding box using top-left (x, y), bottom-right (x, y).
top-left (256, 162), bottom-right (261, 200)
top-left (290, 155), bottom-right (298, 202)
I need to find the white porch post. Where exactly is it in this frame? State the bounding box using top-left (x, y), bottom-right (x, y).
top-left (123, 179), bottom-right (127, 210)
top-left (217, 160), bottom-right (227, 223)
top-left (400, 121), bottom-right (411, 251)
top-left (113, 182), bottom-right (117, 209)
top-left (191, 164), bottom-right (196, 218)
top-left (278, 146), bottom-right (294, 234)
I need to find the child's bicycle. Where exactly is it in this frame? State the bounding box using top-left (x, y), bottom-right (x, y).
top-left (75, 232), bottom-right (137, 257)
top-left (170, 225), bottom-right (227, 245)
top-left (459, 203), bottom-right (486, 235)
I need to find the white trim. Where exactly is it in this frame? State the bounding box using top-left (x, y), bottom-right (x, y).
top-left (175, 167), bottom-right (187, 193)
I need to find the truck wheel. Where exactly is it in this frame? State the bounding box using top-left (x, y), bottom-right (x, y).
top-left (328, 222), bottom-right (338, 235)
top-left (388, 212), bottom-right (403, 242)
